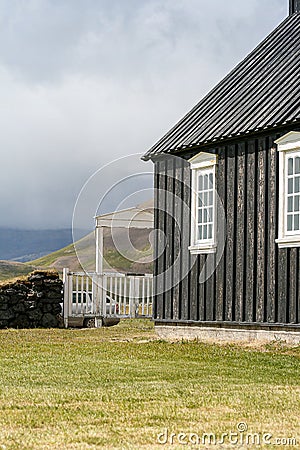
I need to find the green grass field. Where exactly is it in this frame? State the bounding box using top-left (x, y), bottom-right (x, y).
top-left (0, 320), bottom-right (299, 449)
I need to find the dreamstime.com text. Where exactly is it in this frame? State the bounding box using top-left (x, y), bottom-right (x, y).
top-left (157, 423), bottom-right (297, 447)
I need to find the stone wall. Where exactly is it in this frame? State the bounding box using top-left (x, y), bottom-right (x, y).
top-left (0, 271), bottom-right (63, 329)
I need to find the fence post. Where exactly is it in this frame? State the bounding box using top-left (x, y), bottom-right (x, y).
top-left (129, 276), bottom-right (134, 317)
top-left (135, 277), bottom-right (140, 317)
top-left (91, 273), bottom-right (97, 315)
top-left (98, 274), bottom-right (106, 318)
top-left (63, 268), bottom-right (70, 328)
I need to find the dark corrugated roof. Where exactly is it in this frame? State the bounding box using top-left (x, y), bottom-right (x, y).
top-left (143, 13), bottom-right (300, 160)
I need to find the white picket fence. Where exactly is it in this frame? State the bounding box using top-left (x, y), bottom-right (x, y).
top-left (63, 269), bottom-right (153, 328)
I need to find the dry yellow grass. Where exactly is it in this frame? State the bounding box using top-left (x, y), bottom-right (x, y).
top-left (0, 269), bottom-right (59, 288)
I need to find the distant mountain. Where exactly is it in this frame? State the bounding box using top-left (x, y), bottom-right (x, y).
top-left (0, 201), bottom-right (154, 280)
top-left (0, 228), bottom-right (75, 261)
top-left (30, 227), bottom-right (153, 275)
top-left (0, 228), bottom-right (153, 281)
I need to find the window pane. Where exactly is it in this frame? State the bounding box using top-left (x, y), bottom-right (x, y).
top-left (198, 175), bottom-right (203, 191)
top-left (208, 224), bottom-right (213, 239)
top-left (288, 196), bottom-right (294, 213)
top-left (209, 191), bottom-right (213, 206)
top-left (288, 178), bottom-right (294, 194)
top-left (295, 214), bottom-right (300, 231)
top-left (203, 192), bottom-right (208, 206)
top-left (287, 215), bottom-right (293, 231)
top-left (208, 207), bottom-right (213, 221)
top-left (209, 173), bottom-right (213, 187)
top-left (204, 175), bottom-right (208, 190)
top-left (198, 193), bottom-right (203, 207)
top-left (295, 196), bottom-right (300, 212)
top-left (203, 225), bottom-right (207, 239)
top-left (198, 209), bottom-right (202, 224)
top-left (203, 209), bottom-right (207, 223)
top-left (198, 226), bottom-right (203, 241)
top-left (295, 157), bottom-right (300, 175)
top-left (288, 158), bottom-right (294, 175)
top-left (295, 176), bottom-right (300, 193)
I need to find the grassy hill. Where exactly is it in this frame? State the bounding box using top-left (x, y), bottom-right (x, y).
top-left (0, 260), bottom-right (37, 282)
top-left (0, 227), bottom-right (153, 281)
top-left (28, 228), bottom-right (153, 274)
top-left (1, 201), bottom-right (154, 280)
top-left (28, 232), bottom-right (95, 272)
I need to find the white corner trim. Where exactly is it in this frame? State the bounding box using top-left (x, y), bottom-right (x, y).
top-left (275, 237), bottom-right (300, 248)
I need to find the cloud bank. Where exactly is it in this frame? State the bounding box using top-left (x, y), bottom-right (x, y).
top-left (0, 0), bottom-right (285, 228)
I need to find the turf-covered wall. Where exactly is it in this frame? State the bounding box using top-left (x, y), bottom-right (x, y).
top-left (0, 271), bottom-right (63, 329)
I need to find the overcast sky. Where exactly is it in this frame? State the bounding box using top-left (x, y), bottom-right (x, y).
top-left (0, 0), bottom-right (286, 229)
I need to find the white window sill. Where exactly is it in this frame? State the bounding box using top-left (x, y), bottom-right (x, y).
top-left (188, 244), bottom-right (217, 255)
top-left (275, 236), bottom-right (300, 248)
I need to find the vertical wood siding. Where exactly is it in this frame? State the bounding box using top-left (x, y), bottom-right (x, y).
top-left (153, 129), bottom-right (300, 327)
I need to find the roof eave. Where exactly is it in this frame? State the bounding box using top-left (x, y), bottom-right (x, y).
top-left (143, 119), bottom-right (300, 161)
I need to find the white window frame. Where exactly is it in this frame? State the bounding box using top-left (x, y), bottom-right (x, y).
top-left (188, 152), bottom-right (218, 254)
top-left (275, 131), bottom-right (300, 248)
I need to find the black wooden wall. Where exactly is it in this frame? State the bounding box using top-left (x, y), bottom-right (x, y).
top-left (153, 127), bottom-right (300, 329)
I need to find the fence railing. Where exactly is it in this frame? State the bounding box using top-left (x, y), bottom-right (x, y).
top-left (63, 269), bottom-right (153, 328)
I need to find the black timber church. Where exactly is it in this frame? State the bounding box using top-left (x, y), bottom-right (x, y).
top-left (143, 0), bottom-right (300, 342)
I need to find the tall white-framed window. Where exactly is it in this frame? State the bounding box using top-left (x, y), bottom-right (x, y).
top-left (188, 152), bottom-right (218, 254)
top-left (275, 131), bottom-right (300, 248)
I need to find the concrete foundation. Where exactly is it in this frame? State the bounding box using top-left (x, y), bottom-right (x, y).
top-left (155, 325), bottom-right (300, 345)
